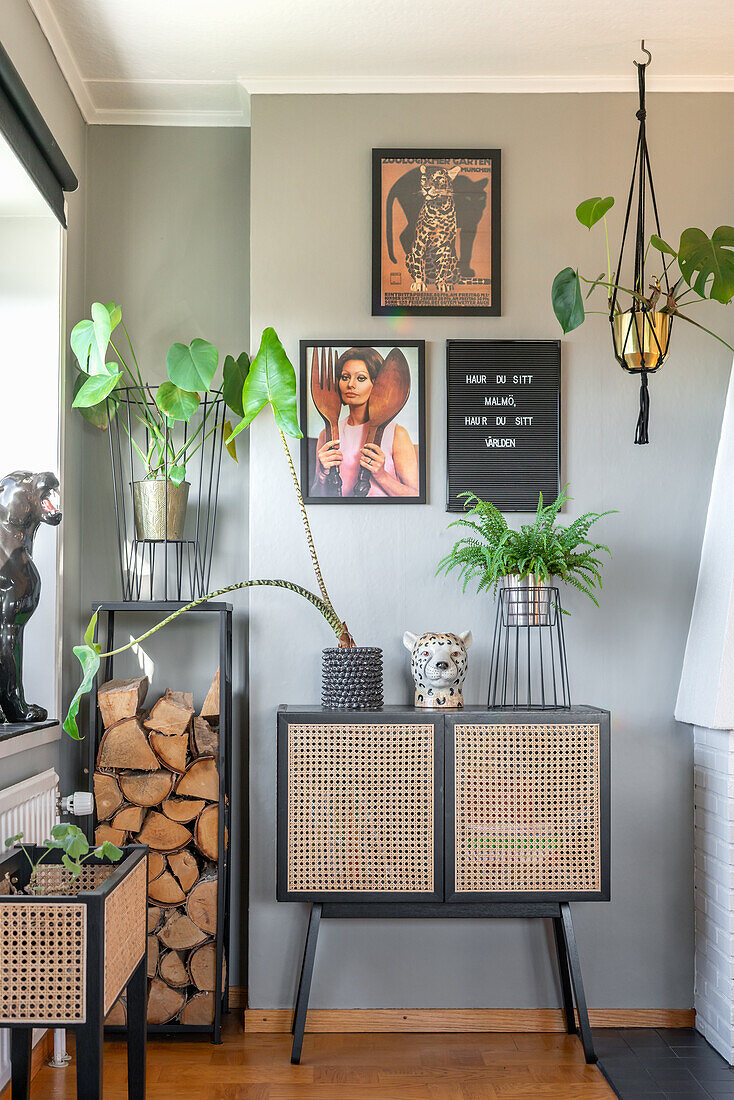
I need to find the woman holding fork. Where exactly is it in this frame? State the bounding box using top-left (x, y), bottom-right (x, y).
top-left (312, 347), bottom-right (419, 497)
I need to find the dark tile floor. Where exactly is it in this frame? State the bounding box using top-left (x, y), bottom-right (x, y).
top-left (598, 1028), bottom-right (734, 1100)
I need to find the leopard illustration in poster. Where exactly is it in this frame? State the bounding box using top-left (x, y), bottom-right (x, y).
top-left (374, 149), bottom-right (500, 315)
top-left (404, 164), bottom-right (461, 293)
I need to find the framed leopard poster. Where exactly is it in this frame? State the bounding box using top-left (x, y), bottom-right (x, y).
top-left (372, 148), bottom-right (501, 316)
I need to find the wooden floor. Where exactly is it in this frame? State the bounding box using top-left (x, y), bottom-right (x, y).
top-left (28, 1014), bottom-right (615, 1099)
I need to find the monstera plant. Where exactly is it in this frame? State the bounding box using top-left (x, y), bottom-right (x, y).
top-left (552, 198), bottom-right (734, 352)
top-left (64, 327), bottom-right (352, 740)
top-left (71, 301), bottom-right (248, 485)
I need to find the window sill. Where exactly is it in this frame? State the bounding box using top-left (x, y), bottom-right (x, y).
top-left (0, 720), bottom-right (57, 742)
top-left (0, 721), bottom-right (60, 759)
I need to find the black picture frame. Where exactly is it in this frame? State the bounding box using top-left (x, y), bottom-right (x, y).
top-left (299, 339), bottom-right (427, 505)
top-left (372, 148), bottom-right (501, 317)
top-left (445, 340), bottom-right (561, 513)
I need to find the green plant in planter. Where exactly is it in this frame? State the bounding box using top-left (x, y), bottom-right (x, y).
top-left (4, 825), bottom-right (122, 895)
top-left (551, 197), bottom-right (734, 353)
top-left (63, 327), bottom-right (353, 741)
top-left (436, 487), bottom-right (614, 607)
top-left (70, 301), bottom-right (249, 484)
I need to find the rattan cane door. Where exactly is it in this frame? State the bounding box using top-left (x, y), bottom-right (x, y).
top-left (277, 708), bottom-right (443, 902)
top-left (445, 708), bottom-right (610, 902)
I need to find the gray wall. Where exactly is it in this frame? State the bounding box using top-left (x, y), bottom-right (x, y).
top-left (249, 92), bottom-right (734, 1009)
top-left (0, 0), bottom-right (87, 791)
top-left (83, 126), bottom-right (250, 980)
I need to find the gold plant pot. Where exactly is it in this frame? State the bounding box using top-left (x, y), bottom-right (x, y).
top-left (133, 479), bottom-right (190, 541)
top-left (612, 309), bottom-right (672, 374)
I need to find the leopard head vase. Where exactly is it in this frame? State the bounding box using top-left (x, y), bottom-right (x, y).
top-left (403, 630), bottom-right (472, 709)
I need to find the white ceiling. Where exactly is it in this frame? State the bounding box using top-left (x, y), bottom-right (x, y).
top-left (27, 0), bottom-right (734, 126)
top-left (0, 133), bottom-right (55, 215)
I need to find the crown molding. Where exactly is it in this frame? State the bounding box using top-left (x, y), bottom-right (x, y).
top-left (27, 0), bottom-right (96, 121)
top-left (89, 107), bottom-right (250, 127)
top-left (21, 2), bottom-right (734, 131)
top-left (27, 3), bottom-right (251, 125)
top-left (240, 74), bottom-right (734, 95)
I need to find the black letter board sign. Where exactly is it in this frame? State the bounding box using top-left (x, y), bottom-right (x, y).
top-left (446, 340), bottom-right (560, 512)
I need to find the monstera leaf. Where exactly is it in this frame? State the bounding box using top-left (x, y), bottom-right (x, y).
top-left (222, 352), bottom-right (249, 418)
top-left (72, 370), bottom-right (122, 409)
top-left (678, 226), bottom-right (734, 304)
top-left (227, 328), bottom-right (302, 442)
top-left (576, 196), bottom-right (614, 229)
top-left (223, 420), bottom-right (237, 463)
top-left (155, 381), bottom-right (200, 422)
top-left (552, 267), bottom-right (585, 334)
top-left (72, 374), bottom-right (118, 429)
top-left (70, 302), bottom-right (118, 376)
top-left (166, 338), bottom-right (218, 392)
top-left (650, 234), bottom-right (677, 257)
top-left (63, 611), bottom-right (101, 740)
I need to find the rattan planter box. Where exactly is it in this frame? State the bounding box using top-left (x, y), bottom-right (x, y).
top-left (0, 843), bottom-right (148, 1100)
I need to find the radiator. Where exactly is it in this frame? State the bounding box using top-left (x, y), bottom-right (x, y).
top-left (0, 768), bottom-right (60, 1088)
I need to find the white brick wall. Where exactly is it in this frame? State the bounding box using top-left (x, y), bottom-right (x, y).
top-left (694, 725), bottom-right (734, 1061)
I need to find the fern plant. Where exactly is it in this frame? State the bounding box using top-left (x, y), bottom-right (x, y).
top-left (437, 487), bottom-right (614, 607)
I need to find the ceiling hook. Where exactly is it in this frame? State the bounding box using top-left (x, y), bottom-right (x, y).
top-left (634, 39), bottom-right (652, 68)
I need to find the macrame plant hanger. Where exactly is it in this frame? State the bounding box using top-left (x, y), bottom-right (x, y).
top-left (609, 41), bottom-right (672, 444)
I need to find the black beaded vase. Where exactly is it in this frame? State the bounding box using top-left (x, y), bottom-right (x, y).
top-left (321, 647), bottom-right (383, 710)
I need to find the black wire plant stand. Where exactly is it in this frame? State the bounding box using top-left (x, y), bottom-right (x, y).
top-left (487, 586), bottom-right (571, 710)
top-left (105, 386), bottom-right (225, 602)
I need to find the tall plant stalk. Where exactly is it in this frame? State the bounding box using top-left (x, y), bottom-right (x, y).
top-left (100, 579), bottom-right (344, 655)
top-left (277, 428), bottom-right (353, 644)
top-left (63, 579), bottom-right (344, 740)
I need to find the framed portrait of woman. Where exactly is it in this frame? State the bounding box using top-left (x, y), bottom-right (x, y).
top-left (299, 340), bottom-right (426, 505)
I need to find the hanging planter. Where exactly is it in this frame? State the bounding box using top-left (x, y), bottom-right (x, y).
top-left (611, 310), bottom-right (672, 444)
top-left (551, 40), bottom-right (734, 446)
top-left (611, 309), bottom-right (671, 375)
top-left (607, 43), bottom-right (671, 444)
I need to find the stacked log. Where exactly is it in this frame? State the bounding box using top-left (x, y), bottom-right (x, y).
top-left (96, 671), bottom-right (226, 1027)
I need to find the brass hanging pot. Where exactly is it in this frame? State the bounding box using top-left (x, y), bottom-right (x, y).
top-left (609, 41), bottom-right (673, 444)
top-left (612, 309), bottom-right (672, 374)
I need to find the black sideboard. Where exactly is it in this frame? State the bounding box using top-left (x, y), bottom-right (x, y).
top-left (277, 704), bottom-right (610, 1063)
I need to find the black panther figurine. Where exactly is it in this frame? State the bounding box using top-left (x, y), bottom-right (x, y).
top-left (0, 471), bottom-right (62, 723)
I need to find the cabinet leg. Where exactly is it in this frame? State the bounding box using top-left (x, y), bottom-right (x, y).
top-left (559, 903), bottom-right (596, 1063)
top-left (76, 1018), bottom-right (104, 1100)
top-left (552, 916), bottom-right (576, 1034)
top-left (10, 1028), bottom-right (32, 1100)
top-left (126, 956), bottom-right (147, 1099)
top-left (291, 903), bottom-right (322, 1065)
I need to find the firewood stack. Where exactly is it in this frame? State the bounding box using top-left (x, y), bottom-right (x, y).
top-left (94, 669), bottom-right (226, 1027)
